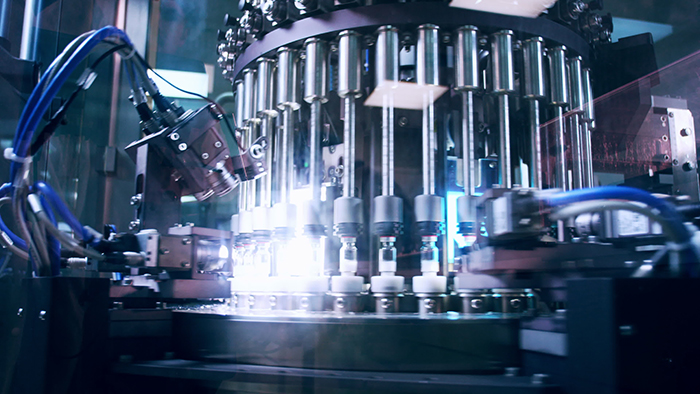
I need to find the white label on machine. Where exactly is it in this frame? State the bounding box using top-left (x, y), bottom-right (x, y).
top-left (616, 210), bottom-right (650, 236)
top-left (492, 197), bottom-right (509, 236)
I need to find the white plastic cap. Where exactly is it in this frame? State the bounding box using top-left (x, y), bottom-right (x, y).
top-left (412, 275), bottom-right (447, 294)
top-left (331, 275), bottom-right (364, 293)
top-left (370, 275), bottom-right (405, 293)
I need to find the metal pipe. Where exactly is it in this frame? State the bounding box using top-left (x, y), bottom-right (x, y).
top-left (582, 68), bottom-right (595, 187)
top-left (417, 24), bottom-right (440, 196)
top-left (339, 30), bottom-right (361, 198)
top-left (304, 38), bottom-right (328, 203)
top-left (416, 24), bottom-right (440, 86)
top-left (455, 26), bottom-right (479, 197)
top-left (491, 30), bottom-right (514, 188)
top-left (528, 100), bottom-right (542, 189)
top-left (309, 100), bottom-right (322, 201)
top-left (242, 69), bottom-right (258, 126)
top-left (548, 46), bottom-right (569, 190)
top-left (569, 56), bottom-right (585, 190)
top-left (376, 26), bottom-right (399, 196)
top-left (280, 108), bottom-right (293, 204)
top-left (0, 0), bottom-right (12, 41)
top-left (522, 37), bottom-right (546, 190)
top-left (20, 0), bottom-right (39, 60)
top-left (275, 47), bottom-right (299, 205)
top-left (343, 96), bottom-right (356, 197)
top-left (256, 58), bottom-right (278, 207)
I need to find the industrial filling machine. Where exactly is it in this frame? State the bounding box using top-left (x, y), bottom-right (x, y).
top-left (1, 0), bottom-right (700, 393)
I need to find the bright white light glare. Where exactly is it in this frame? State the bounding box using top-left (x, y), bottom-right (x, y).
top-left (448, 0), bottom-right (556, 18)
top-left (611, 17), bottom-right (673, 43)
top-left (180, 195), bottom-right (198, 203)
top-left (640, 264), bottom-right (653, 271)
top-left (364, 81), bottom-right (448, 110)
top-left (290, 187), bottom-right (312, 207)
top-left (148, 69), bottom-right (209, 99)
top-left (219, 245), bottom-right (229, 259)
top-left (447, 191), bottom-right (468, 263)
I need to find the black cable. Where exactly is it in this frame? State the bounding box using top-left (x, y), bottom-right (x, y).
top-left (28, 44), bottom-right (130, 155)
top-left (134, 53), bottom-right (241, 145)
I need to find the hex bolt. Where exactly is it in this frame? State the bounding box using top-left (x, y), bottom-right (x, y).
top-left (510, 298), bottom-right (522, 310)
top-left (380, 298), bottom-right (393, 309)
top-left (130, 194), bottom-right (142, 206)
top-left (201, 153), bottom-right (210, 160)
top-left (335, 297), bottom-right (346, 309)
top-left (299, 297), bottom-right (310, 309)
top-left (423, 298), bottom-right (436, 310)
top-left (672, 159), bottom-right (679, 166)
top-left (470, 299), bottom-right (483, 310)
top-left (398, 117), bottom-right (409, 127)
top-left (178, 143), bottom-right (188, 151)
top-left (214, 141), bottom-right (223, 148)
top-left (170, 132), bottom-right (180, 141)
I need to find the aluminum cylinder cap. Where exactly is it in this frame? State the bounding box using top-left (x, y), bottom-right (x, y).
top-left (338, 30), bottom-right (363, 98)
top-left (454, 25), bottom-right (480, 91)
top-left (303, 38), bottom-right (329, 103)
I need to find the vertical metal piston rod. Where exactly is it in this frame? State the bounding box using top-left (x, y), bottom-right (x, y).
top-left (256, 57), bottom-right (278, 208)
top-left (522, 36), bottom-right (546, 190)
top-left (548, 46), bottom-right (569, 191)
top-left (491, 30), bottom-right (515, 189)
top-left (455, 25), bottom-right (479, 228)
top-left (417, 24), bottom-right (440, 196)
top-left (582, 68), bottom-right (595, 188)
top-left (338, 30), bottom-right (362, 198)
top-left (242, 68), bottom-right (259, 209)
top-left (376, 25), bottom-right (399, 197)
top-left (276, 47), bottom-right (300, 206)
top-left (569, 56), bottom-right (585, 190)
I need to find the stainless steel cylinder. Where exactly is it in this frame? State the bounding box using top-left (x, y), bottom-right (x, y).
top-left (234, 79), bottom-right (246, 130)
top-left (375, 25), bottom-right (399, 85)
top-left (522, 37), bottom-right (546, 99)
top-left (381, 89), bottom-right (395, 196)
top-left (416, 24), bottom-right (440, 86)
top-left (242, 68), bottom-right (258, 125)
top-left (338, 30), bottom-right (362, 98)
top-left (569, 56), bottom-right (585, 112)
top-left (303, 38), bottom-right (329, 103)
top-left (276, 47), bottom-right (300, 110)
top-left (256, 58), bottom-right (278, 118)
top-left (422, 90), bottom-right (437, 195)
top-left (490, 30), bottom-right (514, 94)
top-left (455, 26), bottom-right (479, 91)
top-left (548, 46), bottom-right (569, 106)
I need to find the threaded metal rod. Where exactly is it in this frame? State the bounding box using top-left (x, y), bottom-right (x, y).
top-left (279, 108), bottom-right (293, 204)
top-left (554, 106), bottom-right (567, 190)
top-left (343, 96), bottom-right (356, 197)
top-left (309, 100), bottom-right (323, 202)
top-left (498, 94), bottom-right (511, 188)
top-left (529, 100), bottom-right (543, 189)
top-left (462, 90), bottom-right (475, 196)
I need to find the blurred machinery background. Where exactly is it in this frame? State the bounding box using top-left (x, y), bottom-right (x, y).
top-left (2, 0), bottom-right (700, 393)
